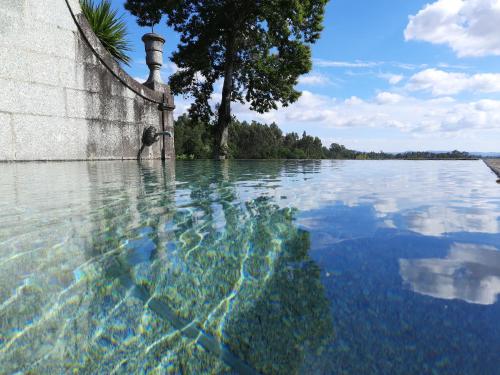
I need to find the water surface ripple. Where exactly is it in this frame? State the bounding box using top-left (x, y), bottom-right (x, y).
top-left (0, 160), bottom-right (499, 374)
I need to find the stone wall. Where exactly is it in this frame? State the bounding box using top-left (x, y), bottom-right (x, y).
top-left (484, 159), bottom-right (500, 179)
top-left (0, 0), bottom-right (175, 161)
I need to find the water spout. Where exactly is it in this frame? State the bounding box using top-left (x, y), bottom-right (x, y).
top-left (156, 131), bottom-right (173, 137)
top-left (137, 126), bottom-right (172, 160)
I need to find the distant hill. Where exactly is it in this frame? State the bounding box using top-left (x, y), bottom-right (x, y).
top-left (389, 151), bottom-right (500, 158)
top-left (471, 152), bottom-right (500, 158)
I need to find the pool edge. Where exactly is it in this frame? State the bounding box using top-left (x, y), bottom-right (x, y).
top-left (483, 159), bottom-right (500, 180)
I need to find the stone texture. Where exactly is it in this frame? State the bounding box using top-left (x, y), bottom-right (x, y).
top-left (0, 0), bottom-right (175, 161)
top-left (0, 79), bottom-right (66, 117)
top-left (484, 159), bottom-right (500, 179)
top-left (13, 115), bottom-right (88, 160)
top-left (0, 79), bottom-right (22, 114)
top-left (122, 122), bottom-right (142, 159)
top-left (25, 0), bottom-right (76, 30)
top-left (18, 82), bottom-right (67, 117)
top-left (86, 120), bottom-right (123, 159)
top-left (0, 113), bottom-right (15, 160)
top-left (0, 21), bottom-right (76, 60)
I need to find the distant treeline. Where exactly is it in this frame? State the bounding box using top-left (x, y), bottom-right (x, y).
top-left (174, 115), bottom-right (475, 160)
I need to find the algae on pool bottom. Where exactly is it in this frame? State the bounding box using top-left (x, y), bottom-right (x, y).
top-left (0, 162), bottom-right (333, 374)
top-left (1, 159), bottom-right (500, 374)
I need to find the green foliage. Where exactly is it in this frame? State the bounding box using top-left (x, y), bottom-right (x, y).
top-left (125, 0), bottom-right (329, 157)
top-left (124, 0), bottom-right (163, 28)
top-left (175, 116), bottom-right (328, 159)
top-left (174, 115), bottom-right (475, 160)
top-left (174, 114), bottom-right (214, 159)
top-left (80, 0), bottom-right (132, 65)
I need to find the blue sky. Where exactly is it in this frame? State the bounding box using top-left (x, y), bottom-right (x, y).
top-left (111, 0), bottom-right (500, 152)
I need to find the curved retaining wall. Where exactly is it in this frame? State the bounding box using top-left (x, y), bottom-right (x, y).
top-left (0, 0), bottom-right (175, 161)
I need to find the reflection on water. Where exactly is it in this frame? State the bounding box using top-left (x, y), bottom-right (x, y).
top-left (1, 160), bottom-right (500, 374)
top-left (0, 161), bottom-right (332, 374)
top-left (400, 243), bottom-right (500, 305)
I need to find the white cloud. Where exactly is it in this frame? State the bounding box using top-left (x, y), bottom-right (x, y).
top-left (314, 59), bottom-right (381, 68)
top-left (133, 76), bottom-right (147, 83)
top-left (344, 96), bottom-right (364, 105)
top-left (408, 68), bottom-right (500, 95)
top-left (437, 62), bottom-right (470, 70)
top-left (375, 92), bottom-right (404, 104)
top-left (405, 0), bottom-right (500, 57)
top-left (379, 73), bottom-right (404, 85)
top-left (162, 62), bottom-right (179, 75)
top-left (391, 62), bottom-right (428, 70)
top-left (298, 73), bottom-right (332, 86)
top-left (233, 89), bottom-right (500, 137)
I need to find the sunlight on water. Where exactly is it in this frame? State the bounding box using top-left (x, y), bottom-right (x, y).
top-left (0, 160), bottom-right (499, 374)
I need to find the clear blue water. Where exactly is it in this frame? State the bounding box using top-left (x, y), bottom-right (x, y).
top-left (0, 160), bottom-right (499, 374)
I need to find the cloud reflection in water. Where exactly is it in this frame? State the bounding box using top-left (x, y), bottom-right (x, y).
top-left (400, 243), bottom-right (500, 305)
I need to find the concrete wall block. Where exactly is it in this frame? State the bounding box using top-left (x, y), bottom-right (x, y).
top-left (25, 0), bottom-right (77, 31)
top-left (111, 80), bottom-right (132, 98)
top-left (143, 108), bottom-right (162, 128)
top-left (13, 115), bottom-right (88, 160)
top-left (58, 61), bottom-right (85, 90)
top-left (86, 92), bottom-right (104, 120)
top-left (36, 23), bottom-right (77, 59)
top-left (113, 97), bottom-right (151, 124)
top-left (64, 73), bottom-right (137, 121)
top-left (65, 89), bottom-right (87, 119)
top-left (26, 53), bottom-right (65, 86)
top-left (95, 96), bottom-right (123, 122)
top-left (143, 102), bottom-right (159, 121)
top-left (1, 22), bottom-right (77, 60)
top-left (0, 47), bottom-right (75, 88)
top-left (66, 89), bottom-right (101, 119)
top-left (17, 82), bottom-right (66, 117)
top-left (77, 64), bottom-right (116, 93)
top-left (0, 0), bottom-right (28, 16)
top-left (0, 47), bottom-right (25, 82)
top-left (75, 37), bottom-right (100, 66)
top-left (0, 79), bottom-right (21, 113)
top-left (122, 123), bottom-right (141, 159)
top-left (133, 100), bottom-right (163, 127)
top-left (0, 113), bottom-right (15, 160)
top-left (164, 110), bottom-right (175, 159)
top-left (0, 1), bottom-right (28, 37)
top-left (110, 79), bottom-right (150, 101)
top-left (86, 120), bottom-right (124, 159)
top-left (120, 98), bottom-right (137, 123)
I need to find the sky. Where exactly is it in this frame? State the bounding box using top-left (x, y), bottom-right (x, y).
top-left (110, 0), bottom-right (500, 152)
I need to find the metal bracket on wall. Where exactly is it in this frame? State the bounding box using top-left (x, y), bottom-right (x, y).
top-left (159, 93), bottom-right (169, 161)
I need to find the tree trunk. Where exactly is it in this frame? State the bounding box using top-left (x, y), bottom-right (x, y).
top-left (215, 35), bottom-right (235, 160)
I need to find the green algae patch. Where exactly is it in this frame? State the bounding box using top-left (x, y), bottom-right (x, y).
top-left (0, 163), bottom-right (334, 374)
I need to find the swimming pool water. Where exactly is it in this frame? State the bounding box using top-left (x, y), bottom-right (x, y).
top-left (0, 160), bottom-right (499, 374)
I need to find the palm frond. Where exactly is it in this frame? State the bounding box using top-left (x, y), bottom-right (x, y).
top-left (80, 0), bottom-right (132, 65)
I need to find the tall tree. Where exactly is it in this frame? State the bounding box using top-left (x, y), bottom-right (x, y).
top-left (125, 0), bottom-right (329, 159)
top-left (124, 0), bottom-right (163, 29)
